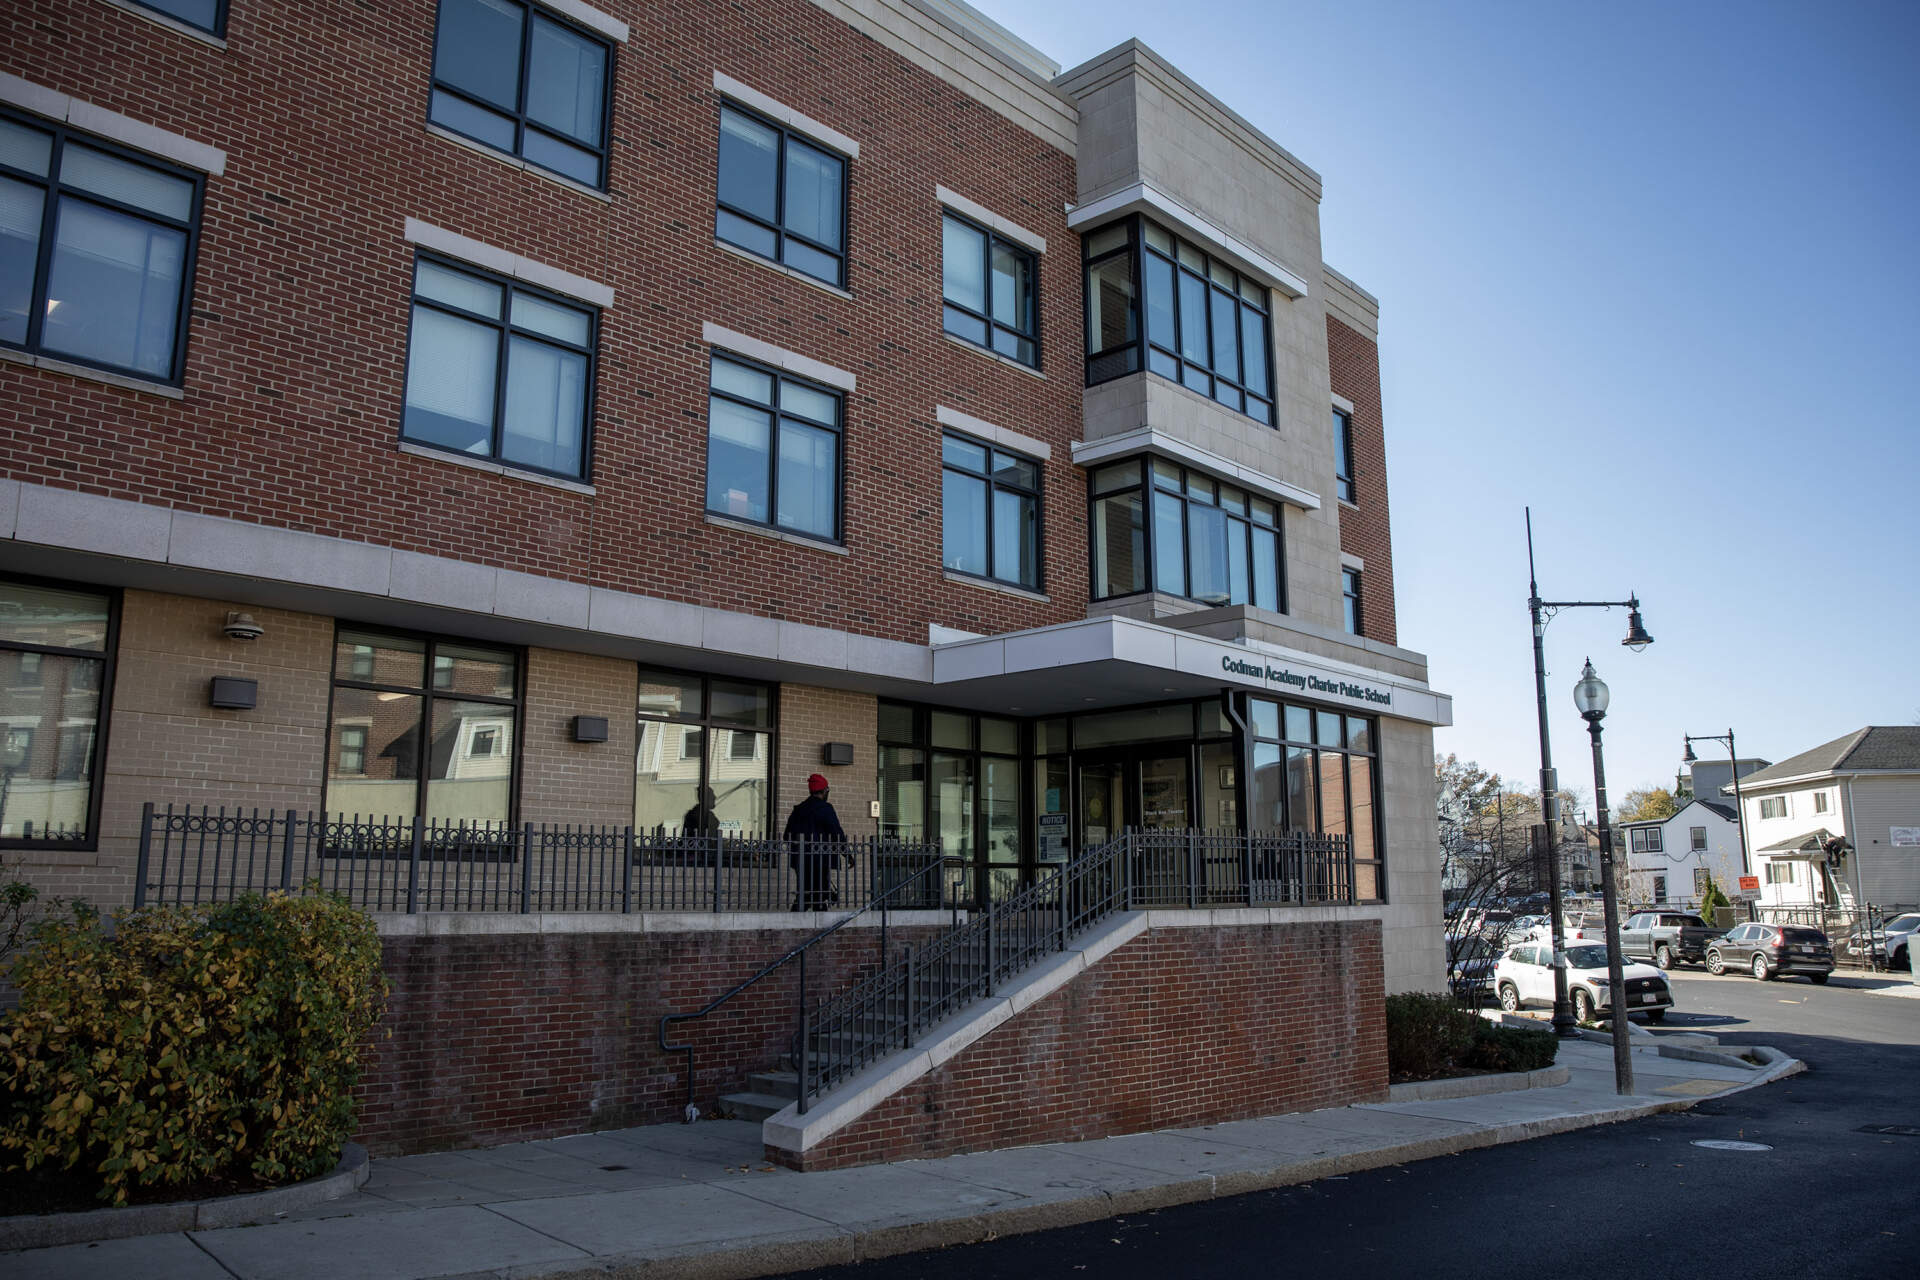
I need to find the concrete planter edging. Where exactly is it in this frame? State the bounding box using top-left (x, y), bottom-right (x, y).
top-left (1388, 1064), bottom-right (1570, 1102)
top-left (0, 1142), bottom-right (370, 1251)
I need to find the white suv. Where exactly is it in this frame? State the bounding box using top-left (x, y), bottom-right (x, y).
top-left (1494, 941), bottom-right (1675, 1023)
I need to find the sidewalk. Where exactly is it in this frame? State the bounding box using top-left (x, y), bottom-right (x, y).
top-left (2, 1038), bottom-right (1797, 1280)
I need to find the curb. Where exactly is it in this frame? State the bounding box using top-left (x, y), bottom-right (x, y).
top-left (1387, 1064), bottom-right (1570, 1101)
top-left (0, 1143), bottom-right (370, 1252)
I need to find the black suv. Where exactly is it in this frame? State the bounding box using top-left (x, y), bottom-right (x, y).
top-left (1706, 923), bottom-right (1835, 983)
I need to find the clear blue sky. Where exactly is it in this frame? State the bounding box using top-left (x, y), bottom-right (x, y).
top-left (969, 0), bottom-right (1920, 809)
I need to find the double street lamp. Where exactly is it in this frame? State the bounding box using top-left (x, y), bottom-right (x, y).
top-left (1683, 731), bottom-right (1753, 883)
top-left (1527, 508), bottom-right (1653, 1037)
top-left (1575, 659), bottom-right (1634, 1096)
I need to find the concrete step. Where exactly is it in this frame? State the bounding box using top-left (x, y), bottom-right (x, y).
top-left (747, 1070), bottom-right (799, 1099)
top-left (718, 1091), bottom-right (793, 1123)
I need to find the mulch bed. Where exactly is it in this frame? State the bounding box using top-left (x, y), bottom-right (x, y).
top-left (0, 1166), bottom-right (272, 1217)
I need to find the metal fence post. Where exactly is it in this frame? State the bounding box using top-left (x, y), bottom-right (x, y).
top-left (406, 817), bottom-right (423, 915)
top-left (622, 825), bottom-right (634, 914)
top-left (903, 944), bottom-right (916, 1049)
top-left (133, 801), bottom-right (154, 908)
top-left (1187, 831), bottom-right (1199, 908)
top-left (712, 833), bottom-right (724, 914)
top-left (984, 904), bottom-right (995, 996)
top-left (1345, 833), bottom-right (1356, 905)
top-left (797, 949), bottom-right (811, 1116)
top-left (279, 808), bottom-right (297, 893)
top-left (520, 824), bottom-right (534, 914)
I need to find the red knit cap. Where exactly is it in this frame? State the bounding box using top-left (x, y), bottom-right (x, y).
top-left (807, 773), bottom-right (829, 793)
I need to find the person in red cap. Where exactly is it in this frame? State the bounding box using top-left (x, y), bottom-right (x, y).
top-left (784, 773), bottom-right (848, 910)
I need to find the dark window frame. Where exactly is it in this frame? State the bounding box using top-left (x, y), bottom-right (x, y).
top-left (1085, 456), bottom-right (1285, 613)
top-left (940, 209), bottom-right (1040, 368)
top-left (1249, 695), bottom-right (1385, 903)
top-left (123, 0), bottom-right (229, 37)
top-left (1082, 215), bottom-right (1274, 426)
top-left (399, 251), bottom-right (601, 482)
top-left (1333, 406), bottom-right (1356, 503)
top-left (427, 0), bottom-right (615, 189)
top-left (1342, 567), bottom-right (1363, 636)
top-left (635, 666), bottom-right (777, 836)
top-left (877, 700), bottom-right (1023, 904)
top-left (704, 348), bottom-right (846, 544)
top-left (323, 622), bottom-right (525, 827)
top-left (0, 574), bottom-right (120, 852)
top-left (0, 106), bottom-right (206, 386)
top-left (940, 430), bottom-right (1044, 591)
top-left (714, 99), bottom-right (850, 289)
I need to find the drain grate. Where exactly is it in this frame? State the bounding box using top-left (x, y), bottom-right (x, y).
top-left (1858, 1125), bottom-right (1920, 1137)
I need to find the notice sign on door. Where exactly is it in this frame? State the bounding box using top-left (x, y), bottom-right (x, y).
top-left (1891, 827), bottom-right (1920, 847)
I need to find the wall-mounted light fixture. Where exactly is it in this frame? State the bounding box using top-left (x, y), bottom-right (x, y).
top-left (572, 716), bottom-right (609, 743)
top-left (222, 612), bottom-right (265, 642)
top-left (822, 742), bottom-right (854, 767)
top-left (209, 677), bottom-right (259, 710)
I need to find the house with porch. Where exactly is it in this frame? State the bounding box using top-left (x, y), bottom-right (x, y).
top-left (1616, 799), bottom-right (1745, 910)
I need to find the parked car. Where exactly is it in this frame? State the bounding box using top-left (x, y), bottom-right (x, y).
top-left (1705, 923), bottom-right (1834, 982)
top-left (1846, 912), bottom-right (1919, 969)
top-left (1620, 911), bottom-right (1724, 970)
top-left (1494, 941), bottom-right (1674, 1023)
top-left (1447, 934), bottom-right (1499, 1004)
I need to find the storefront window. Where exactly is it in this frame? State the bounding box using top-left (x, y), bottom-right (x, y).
top-left (0, 578), bottom-right (113, 846)
top-left (327, 628), bottom-right (519, 827)
top-left (881, 702), bottom-right (1023, 901)
top-left (1249, 696), bottom-right (1383, 901)
top-left (635, 668), bottom-right (772, 836)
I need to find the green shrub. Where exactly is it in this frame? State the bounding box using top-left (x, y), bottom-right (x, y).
top-left (0, 892), bottom-right (386, 1205)
top-left (1384, 992), bottom-right (1482, 1080)
top-left (1466, 1022), bottom-right (1557, 1073)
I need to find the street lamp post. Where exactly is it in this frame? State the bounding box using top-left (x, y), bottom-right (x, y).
top-left (1574, 659), bottom-right (1634, 1096)
top-left (1683, 731), bottom-right (1752, 885)
top-left (1527, 508), bottom-right (1653, 1037)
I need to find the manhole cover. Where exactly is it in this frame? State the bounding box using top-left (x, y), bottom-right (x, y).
top-left (1691, 1140), bottom-right (1773, 1152)
top-left (1858, 1125), bottom-right (1920, 1137)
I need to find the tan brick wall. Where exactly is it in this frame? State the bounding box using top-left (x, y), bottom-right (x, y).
top-left (519, 648), bottom-right (637, 828)
top-left (777, 686), bottom-right (879, 838)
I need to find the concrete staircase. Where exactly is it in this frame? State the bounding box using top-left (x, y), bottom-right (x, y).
top-left (721, 1070), bottom-right (801, 1123)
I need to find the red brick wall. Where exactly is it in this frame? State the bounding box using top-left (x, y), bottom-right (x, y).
top-left (2, 0), bottom-right (1084, 644)
top-left (776, 919), bottom-right (1386, 1171)
top-left (357, 921), bottom-right (942, 1155)
top-left (1327, 316), bottom-right (1396, 646)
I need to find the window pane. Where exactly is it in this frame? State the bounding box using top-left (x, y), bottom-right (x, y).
top-left (1347, 717), bottom-right (1372, 754)
top-left (434, 0), bottom-right (525, 109)
top-left (502, 337), bottom-right (587, 475)
top-left (1320, 750), bottom-right (1347, 837)
top-left (979, 716), bottom-right (1017, 755)
top-left (1086, 251), bottom-right (1136, 353)
top-left (429, 90), bottom-right (518, 151)
top-left (1143, 222), bottom-right (1173, 254)
top-left (711, 355), bottom-right (773, 403)
top-left (930, 710), bottom-right (970, 750)
top-left (143, 0), bottom-right (221, 30)
top-left (325, 686), bottom-right (422, 822)
top-left (783, 139), bottom-right (842, 251)
top-left (1143, 252), bottom-right (1174, 350)
top-left (942, 434), bottom-right (987, 472)
top-left (1187, 502), bottom-right (1229, 604)
top-left (715, 208), bottom-right (777, 259)
top-left (60, 145), bottom-right (194, 221)
top-left (1284, 705), bottom-right (1311, 742)
top-left (522, 129), bottom-right (601, 186)
top-left (943, 469), bottom-right (988, 575)
top-left (931, 752), bottom-right (974, 859)
top-left (1147, 347), bottom-right (1179, 380)
top-left (0, 177), bottom-right (41, 345)
top-left (1240, 309), bottom-right (1268, 395)
top-left (1227, 516), bottom-right (1249, 606)
top-left (781, 238), bottom-right (840, 285)
top-left (417, 261), bottom-right (503, 318)
top-left (992, 452), bottom-right (1037, 490)
top-left (1317, 709), bottom-right (1343, 747)
top-left (0, 118), bottom-right (53, 176)
top-left (877, 701), bottom-right (916, 743)
top-left (991, 327), bottom-right (1034, 366)
top-left (1073, 704), bottom-right (1193, 748)
top-left (1091, 491), bottom-right (1145, 597)
top-left (709, 679), bottom-right (770, 728)
top-left (942, 304), bottom-right (987, 345)
top-left (778, 378), bottom-right (837, 425)
top-left (706, 397), bottom-right (770, 522)
top-left (526, 16), bottom-right (606, 145)
top-left (1249, 697), bottom-right (1279, 740)
top-left (1091, 460), bottom-right (1139, 494)
top-left (1344, 589), bottom-right (1358, 635)
top-left (0, 652), bottom-right (101, 841)
top-left (425, 698), bottom-right (512, 827)
top-left (983, 754), bottom-right (1020, 862)
top-left (1286, 745), bottom-right (1316, 833)
top-left (509, 291), bottom-right (589, 345)
top-left (992, 488), bottom-right (1036, 587)
top-left (1251, 741), bottom-right (1283, 829)
top-left (1251, 526), bottom-right (1278, 611)
top-left (717, 108), bottom-right (778, 223)
top-left (0, 582), bottom-right (109, 651)
top-left (404, 305), bottom-right (498, 455)
top-left (879, 745), bottom-right (925, 840)
top-left (434, 642), bottom-right (516, 697)
top-left (708, 730), bottom-right (768, 835)
top-left (1210, 287), bottom-right (1239, 382)
top-left (775, 419), bottom-right (837, 537)
top-left (1151, 489), bottom-right (1185, 597)
top-left (335, 629), bottom-right (426, 686)
top-left (42, 199), bottom-right (185, 376)
top-left (1177, 270), bottom-right (1208, 364)
top-left (989, 240), bottom-right (1031, 331)
top-left (942, 216), bottom-right (985, 311)
top-left (633, 718), bottom-right (698, 833)
top-left (1152, 459), bottom-right (1182, 491)
top-left (637, 668), bottom-right (702, 719)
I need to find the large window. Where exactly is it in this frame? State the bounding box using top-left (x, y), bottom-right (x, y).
top-left (1759, 796), bottom-right (1787, 820)
top-left (635, 669), bottom-right (772, 836)
top-left (1088, 458), bottom-right (1282, 611)
top-left (1247, 699), bottom-right (1382, 901)
top-left (1333, 407), bottom-right (1355, 502)
top-left (401, 255), bottom-right (597, 480)
top-left (879, 702), bottom-right (1021, 901)
top-left (1082, 217), bottom-right (1272, 425)
top-left (0, 110), bottom-right (203, 383)
top-left (1342, 568), bottom-right (1363, 636)
top-left (126, 0), bottom-right (227, 35)
top-left (429, 0), bottom-right (612, 188)
top-left (942, 433), bottom-right (1039, 589)
top-left (326, 628), bottom-right (520, 827)
top-left (0, 579), bottom-right (114, 848)
top-left (715, 103), bottom-right (846, 287)
top-left (1631, 827), bottom-right (1664, 853)
top-left (705, 352), bottom-right (842, 541)
top-left (941, 212), bottom-right (1037, 366)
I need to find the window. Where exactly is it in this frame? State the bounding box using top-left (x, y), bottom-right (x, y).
top-left (942, 433), bottom-right (1040, 589)
top-left (1813, 791), bottom-right (1830, 814)
top-left (705, 352), bottom-right (842, 541)
top-left (0, 579), bottom-right (114, 848)
top-left (879, 702), bottom-right (1022, 902)
top-left (1760, 796), bottom-right (1788, 820)
top-left (1653, 875), bottom-right (1667, 903)
top-left (1631, 827), bottom-right (1664, 853)
top-left (0, 110), bottom-right (204, 383)
top-left (124, 0), bottom-right (227, 35)
top-left (715, 103), bottom-right (846, 287)
top-left (1082, 217), bottom-right (1272, 425)
top-left (325, 628), bottom-right (520, 827)
top-left (401, 255), bottom-right (597, 480)
top-left (1333, 407), bottom-right (1355, 502)
top-left (429, 0), bottom-right (612, 187)
top-left (1690, 825), bottom-right (1708, 851)
top-left (635, 669), bottom-right (772, 835)
top-left (1342, 568), bottom-right (1363, 636)
top-left (941, 213), bottom-right (1037, 366)
top-left (1248, 698), bottom-right (1382, 901)
top-left (1765, 861), bottom-right (1795, 885)
top-left (1087, 458), bottom-right (1282, 611)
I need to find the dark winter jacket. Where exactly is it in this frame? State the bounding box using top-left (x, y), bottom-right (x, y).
top-left (783, 794), bottom-right (847, 844)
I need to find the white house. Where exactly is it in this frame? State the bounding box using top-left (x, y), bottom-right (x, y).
top-left (1616, 799), bottom-right (1746, 909)
top-left (1731, 727), bottom-right (1920, 912)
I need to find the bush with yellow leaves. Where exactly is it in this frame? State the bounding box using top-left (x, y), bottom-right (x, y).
top-left (0, 891), bottom-right (386, 1205)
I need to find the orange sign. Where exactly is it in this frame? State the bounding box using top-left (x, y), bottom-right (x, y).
top-left (1738, 875), bottom-right (1760, 893)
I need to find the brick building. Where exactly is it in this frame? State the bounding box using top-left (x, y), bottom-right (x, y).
top-left (2, 0), bottom-right (1451, 1160)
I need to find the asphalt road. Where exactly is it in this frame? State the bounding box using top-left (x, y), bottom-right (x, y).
top-left (771, 971), bottom-right (1919, 1280)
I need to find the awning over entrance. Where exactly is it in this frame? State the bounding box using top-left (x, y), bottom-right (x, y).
top-left (1757, 827), bottom-right (1841, 860)
top-left (930, 615), bottom-right (1452, 725)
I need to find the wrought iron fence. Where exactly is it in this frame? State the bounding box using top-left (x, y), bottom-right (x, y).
top-left (1123, 827), bottom-right (1356, 908)
top-left (133, 803), bottom-right (944, 914)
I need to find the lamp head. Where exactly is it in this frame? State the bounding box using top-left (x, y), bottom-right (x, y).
top-left (1621, 596), bottom-right (1653, 651)
top-left (1572, 657), bottom-right (1609, 722)
top-left (1682, 738), bottom-right (1697, 765)
top-left (222, 611), bottom-right (265, 642)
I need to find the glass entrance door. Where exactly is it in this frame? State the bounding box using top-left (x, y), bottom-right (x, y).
top-left (1138, 752), bottom-right (1191, 830)
top-left (1077, 757), bottom-right (1125, 850)
top-left (1076, 749), bottom-right (1192, 851)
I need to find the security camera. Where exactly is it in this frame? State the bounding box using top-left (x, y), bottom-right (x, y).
top-left (222, 611), bottom-right (265, 642)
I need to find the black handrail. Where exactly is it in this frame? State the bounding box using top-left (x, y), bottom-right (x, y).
top-left (656, 847), bottom-right (957, 1118)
